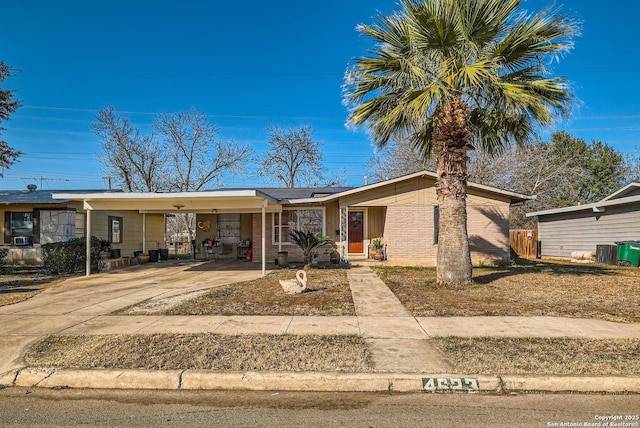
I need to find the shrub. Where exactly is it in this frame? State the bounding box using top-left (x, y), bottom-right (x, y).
top-left (290, 229), bottom-right (334, 267)
top-left (0, 247), bottom-right (8, 271)
top-left (42, 236), bottom-right (110, 274)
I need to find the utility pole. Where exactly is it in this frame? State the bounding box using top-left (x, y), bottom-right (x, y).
top-left (102, 176), bottom-right (112, 190)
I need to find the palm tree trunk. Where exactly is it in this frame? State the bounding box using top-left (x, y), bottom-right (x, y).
top-left (436, 191), bottom-right (472, 285)
top-left (433, 98), bottom-right (473, 286)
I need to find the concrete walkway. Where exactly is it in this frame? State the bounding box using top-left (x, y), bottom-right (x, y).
top-left (1, 262), bottom-right (639, 393)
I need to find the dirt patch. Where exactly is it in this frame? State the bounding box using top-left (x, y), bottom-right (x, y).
top-left (434, 337), bottom-right (640, 375)
top-left (117, 268), bottom-right (355, 316)
top-left (0, 266), bottom-right (63, 307)
top-left (373, 261), bottom-right (640, 323)
top-left (24, 334), bottom-right (373, 372)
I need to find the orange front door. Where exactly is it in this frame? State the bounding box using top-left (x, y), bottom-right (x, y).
top-left (348, 211), bottom-right (364, 253)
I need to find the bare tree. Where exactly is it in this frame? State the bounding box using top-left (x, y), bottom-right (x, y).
top-left (258, 126), bottom-right (325, 188)
top-left (369, 139), bottom-right (435, 182)
top-left (0, 62), bottom-right (23, 173)
top-left (152, 108), bottom-right (254, 241)
top-left (154, 108), bottom-right (253, 191)
top-left (368, 138), bottom-right (504, 187)
top-left (94, 107), bottom-right (165, 191)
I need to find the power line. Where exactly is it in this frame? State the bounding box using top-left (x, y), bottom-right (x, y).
top-left (21, 105), bottom-right (347, 122)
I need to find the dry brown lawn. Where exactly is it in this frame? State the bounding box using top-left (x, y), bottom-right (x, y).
top-left (434, 337), bottom-right (640, 375)
top-left (24, 333), bottom-right (373, 372)
top-left (23, 334), bottom-right (640, 375)
top-left (373, 260), bottom-right (640, 323)
top-left (11, 260), bottom-right (640, 375)
top-left (0, 266), bottom-right (63, 307)
top-left (117, 268), bottom-right (355, 316)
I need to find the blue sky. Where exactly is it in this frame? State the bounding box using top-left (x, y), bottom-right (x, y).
top-left (1, 0), bottom-right (639, 190)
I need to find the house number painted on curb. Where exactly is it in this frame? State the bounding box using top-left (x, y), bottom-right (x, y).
top-left (422, 377), bottom-right (479, 393)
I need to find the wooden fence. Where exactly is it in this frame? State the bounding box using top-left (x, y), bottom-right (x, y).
top-left (510, 229), bottom-right (539, 259)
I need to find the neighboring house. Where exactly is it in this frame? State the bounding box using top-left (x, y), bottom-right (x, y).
top-left (53, 171), bottom-right (530, 275)
top-left (526, 181), bottom-right (640, 258)
top-left (0, 186), bottom-right (165, 265)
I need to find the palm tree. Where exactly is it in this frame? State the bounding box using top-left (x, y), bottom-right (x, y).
top-left (344, 0), bottom-right (576, 285)
top-left (290, 230), bottom-right (334, 267)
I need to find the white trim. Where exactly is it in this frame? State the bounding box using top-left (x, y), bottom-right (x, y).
top-left (287, 170), bottom-right (532, 204)
top-left (526, 194), bottom-right (640, 217)
top-left (599, 181), bottom-right (640, 202)
top-left (54, 189), bottom-right (279, 203)
top-left (261, 201), bottom-right (266, 276)
top-left (85, 207), bottom-right (91, 276)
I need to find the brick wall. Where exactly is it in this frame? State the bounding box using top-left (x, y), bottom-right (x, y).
top-left (249, 204), bottom-right (510, 267)
top-left (382, 204), bottom-right (510, 266)
top-left (467, 205), bottom-right (510, 264)
top-left (384, 205), bottom-right (437, 265)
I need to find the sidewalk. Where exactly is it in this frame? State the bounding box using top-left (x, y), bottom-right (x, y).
top-left (1, 263), bottom-right (639, 393)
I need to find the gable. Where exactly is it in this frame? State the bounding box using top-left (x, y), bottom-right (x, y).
top-left (337, 175), bottom-right (513, 207)
top-left (339, 176), bottom-right (437, 207)
top-left (600, 182), bottom-right (640, 201)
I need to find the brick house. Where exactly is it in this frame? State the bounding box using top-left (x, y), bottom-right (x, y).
top-left (51, 171), bottom-right (529, 275)
top-left (195, 171), bottom-right (530, 266)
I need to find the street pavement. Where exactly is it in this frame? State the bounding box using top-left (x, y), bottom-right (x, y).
top-left (1, 261), bottom-right (638, 393)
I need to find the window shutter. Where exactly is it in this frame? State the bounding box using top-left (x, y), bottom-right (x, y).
top-left (4, 211), bottom-right (11, 244)
top-left (32, 210), bottom-right (40, 244)
top-left (433, 206), bottom-right (439, 245)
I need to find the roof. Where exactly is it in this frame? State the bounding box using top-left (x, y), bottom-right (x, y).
top-left (0, 189), bottom-right (117, 205)
top-left (287, 171), bottom-right (532, 204)
top-left (212, 187), bottom-right (354, 201)
top-left (52, 189), bottom-right (283, 213)
top-left (599, 181), bottom-right (640, 202)
top-left (526, 181), bottom-right (640, 217)
top-left (45, 171), bottom-right (531, 212)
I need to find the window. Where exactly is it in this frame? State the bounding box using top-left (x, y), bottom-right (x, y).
top-left (108, 216), bottom-right (123, 244)
top-left (273, 208), bottom-right (324, 244)
top-left (4, 209), bottom-right (80, 246)
top-left (4, 211), bottom-right (34, 245)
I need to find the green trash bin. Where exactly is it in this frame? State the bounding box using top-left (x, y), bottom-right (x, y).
top-left (615, 241), bottom-right (640, 267)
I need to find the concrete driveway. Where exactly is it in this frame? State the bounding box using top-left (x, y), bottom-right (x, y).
top-left (0, 260), bottom-right (267, 375)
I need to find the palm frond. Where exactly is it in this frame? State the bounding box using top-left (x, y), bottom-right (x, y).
top-left (343, 0), bottom-right (576, 154)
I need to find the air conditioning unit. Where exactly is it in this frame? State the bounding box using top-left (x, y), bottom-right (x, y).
top-left (13, 236), bottom-right (29, 246)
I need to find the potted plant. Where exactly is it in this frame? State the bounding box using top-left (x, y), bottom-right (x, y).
top-left (290, 229), bottom-right (334, 268)
top-left (329, 247), bottom-right (341, 264)
top-left (369, 236), bottom-right (385, 261)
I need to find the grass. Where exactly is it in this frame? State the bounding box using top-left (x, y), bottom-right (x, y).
top-left (10, 259), bottom-right (640, 375)
top-left (24, 333), bottom-right (373, 372)
top-left (0, 266), bottom-right (63, 307)
top-left (372, 260), bottom-right (640, 323)
top-left (117, 268), bottom-right (355, 316)
top-left (23, 334), bottom-right (640, 375)
top-left (434, 337), bottom-right (640, 375)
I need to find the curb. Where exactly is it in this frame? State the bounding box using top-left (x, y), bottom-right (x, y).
top-left (4, 368), bottom-right (640, 394)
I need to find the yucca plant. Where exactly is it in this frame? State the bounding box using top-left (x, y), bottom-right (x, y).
top-left (290, 229), bottom-right (334, 267)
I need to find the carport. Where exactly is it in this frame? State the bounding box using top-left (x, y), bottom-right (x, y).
top-left (52, 190), bottom-right (282, 277)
